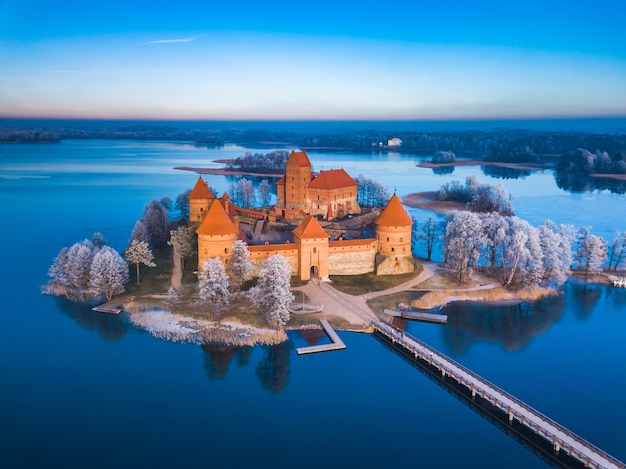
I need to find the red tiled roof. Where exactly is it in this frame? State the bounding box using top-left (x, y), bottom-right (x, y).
top-left (189, 177), bottom-right (215, 200)
top-left (196, 198), bottom-right (238, 235)
top-left (276, 176), bottom-right (285, 185)
top-left (375, 194), bottom-right (413, 226)
top-left (329, 238), bottom-right (376, 248)
top-left (290, 150), bottom-right (311, 167)
top-left (292, 214), bottom-right (329, 239)
top-left (308, 169), bottom-right (357, 190)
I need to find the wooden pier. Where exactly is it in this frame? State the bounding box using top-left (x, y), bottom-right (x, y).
top-left (296, 319), bottom-right (346, 355)
top-left (374, 322), bottom-right (624, 469)
top-left (383, 309), bottom-right (448, 324)
top-left (92, 297), bottom-right (127, 315)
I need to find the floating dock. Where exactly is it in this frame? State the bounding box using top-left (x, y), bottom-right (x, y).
top-left (296, 319), bottom-right (346, 355)
top-left (92, 305), bottom-right (122, 314)
top-left (384, 309), bottom-right (448, 324)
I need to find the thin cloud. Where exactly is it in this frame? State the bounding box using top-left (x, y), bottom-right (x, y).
top-left (146, 37), bottom-right (195, 44)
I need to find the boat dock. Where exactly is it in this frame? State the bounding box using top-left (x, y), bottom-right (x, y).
top-left (92, 297), bottom-right (127, 314)
top-left (296, 319), bottom-right (346, 355)
top-left (384, 309), bottom-right (448, 324)
top-left (373, 321), bottom-right (624, 469)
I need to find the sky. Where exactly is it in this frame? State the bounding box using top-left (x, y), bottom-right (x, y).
top-left (1, 0), bottom-right (626, 121)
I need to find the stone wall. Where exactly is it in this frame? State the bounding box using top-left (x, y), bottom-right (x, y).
top-left (375, 253), bottom-right (415, 276)
top-left (328, 246), bottom-right (376, 275)
top-left (248, 245), bottom-right (299, 276)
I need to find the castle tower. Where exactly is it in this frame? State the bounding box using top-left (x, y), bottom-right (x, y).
top-left (276, 150), bottom-right (312, 217)
top-left (196, 198), bottom-right (239, 269)
top-left (374, 194), bottom-right (414, 275)
top-left (293, 214), bottom-right (330, 281)
top-left (188, 176), bottom-right (216, 223)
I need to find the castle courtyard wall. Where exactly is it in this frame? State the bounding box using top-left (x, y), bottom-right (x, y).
top-left (328, 240), bottom-right (376, 275)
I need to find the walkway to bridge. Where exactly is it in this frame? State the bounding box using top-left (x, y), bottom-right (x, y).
top-left (374, 321), bottom-right (624, 469)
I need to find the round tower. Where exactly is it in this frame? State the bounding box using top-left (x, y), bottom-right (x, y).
top-left (374, 194), bottom-right (414, 275)
top-left (188, 176), bottom-right (216, 223)
top-left (196, 198), bottom-right (239, 269)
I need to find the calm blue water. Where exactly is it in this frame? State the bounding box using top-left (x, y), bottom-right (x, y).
top-left (0, 140), bottom-right (624, 468)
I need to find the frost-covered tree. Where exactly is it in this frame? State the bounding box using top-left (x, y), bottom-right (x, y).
top-left (48, 246), bottom-right (71, 287)
top-left (253, 255), bottom-right (294, 328)
top-left (125, 239), bottom-right (156, 285)
top-left (67, 240), bottom-right (96, 290)
top-left (130, 220), bottom-right (150, 245)
top-left (443, 211), bottom-right (483, 282)
top-left (141, 199), bottom-right (169, 249)
top-left (356, 174), bottom-right (390, 208)
top-left (92, 232), bottom-right (107, 249)
top-left (432, 150), bottom-right (455, 164)
top-left (479, 213), bottom-right (508, 273)
top-left (168, 225), bottom-right (196, 271)
top-left (538, 221), bottom-right (571, 285)
top-left (258, 179), bottom-right (272, 206)
top-left (607, 231), bottom-right (626, 271)
top-left (229, 178), bottom-right (256, 208)
top-left (575, 228), bottom-right (607, 277)
top-left (500, 218), bottom-right (544, 286)
top-left (229, 240), bottom-right (255, 287)
top-left (89, 246), bottom-right (128, 301)
top-left (198, 258), bottom-right (231, 317)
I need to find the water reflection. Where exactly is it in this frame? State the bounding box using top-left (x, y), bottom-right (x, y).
top-left (555, 170), bottom-right (626, 194)
top-left (568, 281), bottom-right (602, 320)
top-left (480, 165), bottom-right (532, 180)
top-left (53, 296), bottom-right (129, 343)
top-left (431, 166), bottom-right (455, 175)
top-left (441, 295), bottom-right (566, 354)
top-left (255, 341), bottom-right (292, 394)
top-left (201, 344), bottom-right (253, 381)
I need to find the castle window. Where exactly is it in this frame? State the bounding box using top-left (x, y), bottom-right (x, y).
top-left (224, 248), bottom-right (228, 254)
top-left (313, 247), bottom-right (317, 253)
top-left (387, 237), bottom-right (390, 242)
top-left (203, 249), bottom-right (207, 254)
top-left (200, 207), bottom-right (203, 211)
top-left (392, 247), bottom-right (395, 252)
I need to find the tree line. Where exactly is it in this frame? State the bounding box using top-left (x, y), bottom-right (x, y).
top-left (437, 176), bottom-right (513, 214)
top-left (413, 213), bottom-right (626, 286)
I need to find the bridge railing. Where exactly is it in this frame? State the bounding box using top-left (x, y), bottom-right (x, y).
top-left (374, 322), bottom-right (625, 469)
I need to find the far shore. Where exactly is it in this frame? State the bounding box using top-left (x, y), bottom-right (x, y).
top-left (402, 191), bottom-right (466, 214)
top-left (174, 166), bottom-right (283, 178)
top-left (419, 159), bottom-right (626, 181)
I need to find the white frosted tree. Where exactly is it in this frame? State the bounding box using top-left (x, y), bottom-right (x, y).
top-left (67, 240), bottom-right (95, 290)
top-left (89, 246), bottom-right (129, 301)
top-left (229, 240), bottom-right (255, 288)
top-left (443, 211), bottom-right (483, 282)
top-left (130, 220), bottom-right (150, 244)
top-left (607, 231), bottom-right (626, 271)
top-left (501, 218), bottom-right (543, 286)
top-left (48, 246), bottom-right (71, 287)
top-left (125, 239), bottom-right (156, 285)
top-left (575, 227), bottom-right (607, 277)
top-left (538, 221), bottom-right (571, 286)
top-left (258, 179), bottom-right (272, 206)
top-left (238, 178), bottom-right (256, 208)
top-left (479, 213), bottom-right (508, 273)
top-left (254, 255), bottom-right (294, 328)
top-left (168, 225), bottom-right (196, 271)
top-left (198, 258), bottom-right (231, 317)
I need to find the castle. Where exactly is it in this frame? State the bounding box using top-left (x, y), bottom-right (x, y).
top-left (190, 150), bottom-right (414, 281)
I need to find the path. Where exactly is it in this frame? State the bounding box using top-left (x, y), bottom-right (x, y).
top-left (171, 251), bottom-right (182, 290)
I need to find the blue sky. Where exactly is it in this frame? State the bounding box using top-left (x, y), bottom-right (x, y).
top-left (1, 0), bottom-right (625, 120)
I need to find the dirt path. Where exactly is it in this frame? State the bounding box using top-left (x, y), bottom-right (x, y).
top-left (171, 251), bottom-right (182, 290)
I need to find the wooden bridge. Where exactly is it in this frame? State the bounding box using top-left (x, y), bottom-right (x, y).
top-left (374, 321), bottom-right (624, 469)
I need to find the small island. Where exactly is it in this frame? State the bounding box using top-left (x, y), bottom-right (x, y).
top-left (43, 149), bottom-right (626, 349)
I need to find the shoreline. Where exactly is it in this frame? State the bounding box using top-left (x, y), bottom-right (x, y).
top-left (402, 191), bottom-right (467, 214)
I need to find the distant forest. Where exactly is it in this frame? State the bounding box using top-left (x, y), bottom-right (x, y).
top-left (2, 124), bottom-right (625, 176)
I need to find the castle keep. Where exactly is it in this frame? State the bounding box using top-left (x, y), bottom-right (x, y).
top-left (192, 150), bottom-right (414, 281)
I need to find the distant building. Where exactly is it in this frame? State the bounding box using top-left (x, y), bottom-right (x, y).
top-left (191, 150), bottom-right (414, 280)
top-left (388, 138), bottom-right (403, 147)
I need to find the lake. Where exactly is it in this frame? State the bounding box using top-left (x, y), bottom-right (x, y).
top-left (0, 140), bottom-right (624, 468)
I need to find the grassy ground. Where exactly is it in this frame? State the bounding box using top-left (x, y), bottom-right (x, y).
top-left (367, 291), bottom-right (427, 316)
top-left (329, 263), bottom-right (424, 295)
